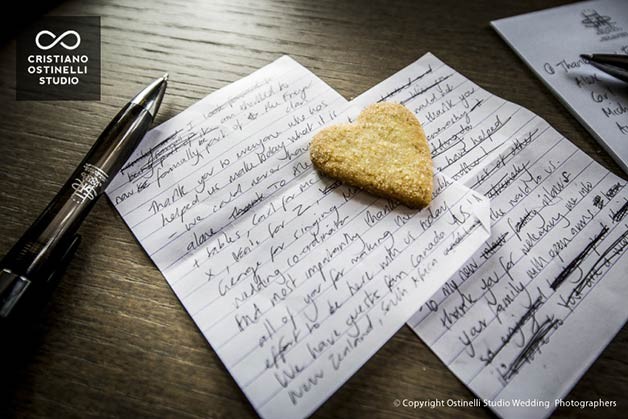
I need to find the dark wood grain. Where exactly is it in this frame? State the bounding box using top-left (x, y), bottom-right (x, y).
top-left (0, 0), bottom-right (626, 418)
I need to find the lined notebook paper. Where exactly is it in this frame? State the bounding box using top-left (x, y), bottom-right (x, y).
top-left (349, 53), bottom-right (627, 418)
top-left (492, 0), bottom-right (628, 173)
top-left (105, 56), bottom-right (490, 419)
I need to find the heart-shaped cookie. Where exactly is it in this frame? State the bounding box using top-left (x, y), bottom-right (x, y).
top-left (310, 102), bottom-right (433, 208)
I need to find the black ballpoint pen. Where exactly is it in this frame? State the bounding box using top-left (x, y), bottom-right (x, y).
top-left (0, 74), bottom-right (167, 333)
top-left (580, 53), bottom-right (628, 83)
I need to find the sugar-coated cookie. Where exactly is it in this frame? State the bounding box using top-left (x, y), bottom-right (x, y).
top-left (310, 102), bottom-right (433, 208)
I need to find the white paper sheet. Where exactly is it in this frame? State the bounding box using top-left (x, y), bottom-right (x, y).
top-left (105, 55), bottom-right (490, 419)
top-left (356, 54), bottom-right (628, 418)
top-left (492, 0), bottom-right (628, 173)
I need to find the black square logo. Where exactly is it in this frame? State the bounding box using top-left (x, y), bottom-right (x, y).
top-left (16, 16), bottom-right (101, 100)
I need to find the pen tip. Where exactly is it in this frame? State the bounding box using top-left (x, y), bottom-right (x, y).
top-left (580, 54), bottom-right (592, 62)
top-left (163, 72), bottom-right (169, 81)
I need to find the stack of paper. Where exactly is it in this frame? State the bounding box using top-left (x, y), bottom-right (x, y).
top-left (492, 0), bottom-right (628, 173)
top-left (106, 53), bottom-right (627, 419)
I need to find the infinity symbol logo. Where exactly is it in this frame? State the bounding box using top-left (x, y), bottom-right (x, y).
top-left (35, 30), bottom-right (81, 50)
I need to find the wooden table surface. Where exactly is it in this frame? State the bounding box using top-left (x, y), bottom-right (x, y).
top-left (1, 0), bottom-right (626, 417)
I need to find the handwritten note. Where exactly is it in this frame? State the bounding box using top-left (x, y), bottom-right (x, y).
top-left (105, 55), bottom-right (490, 418)
top-left (492, 0), bottom-right (628, 173)
top-left (107, 56), bottom-right (344, 271)
top-left (351, 53), bottom-right (628, 418)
